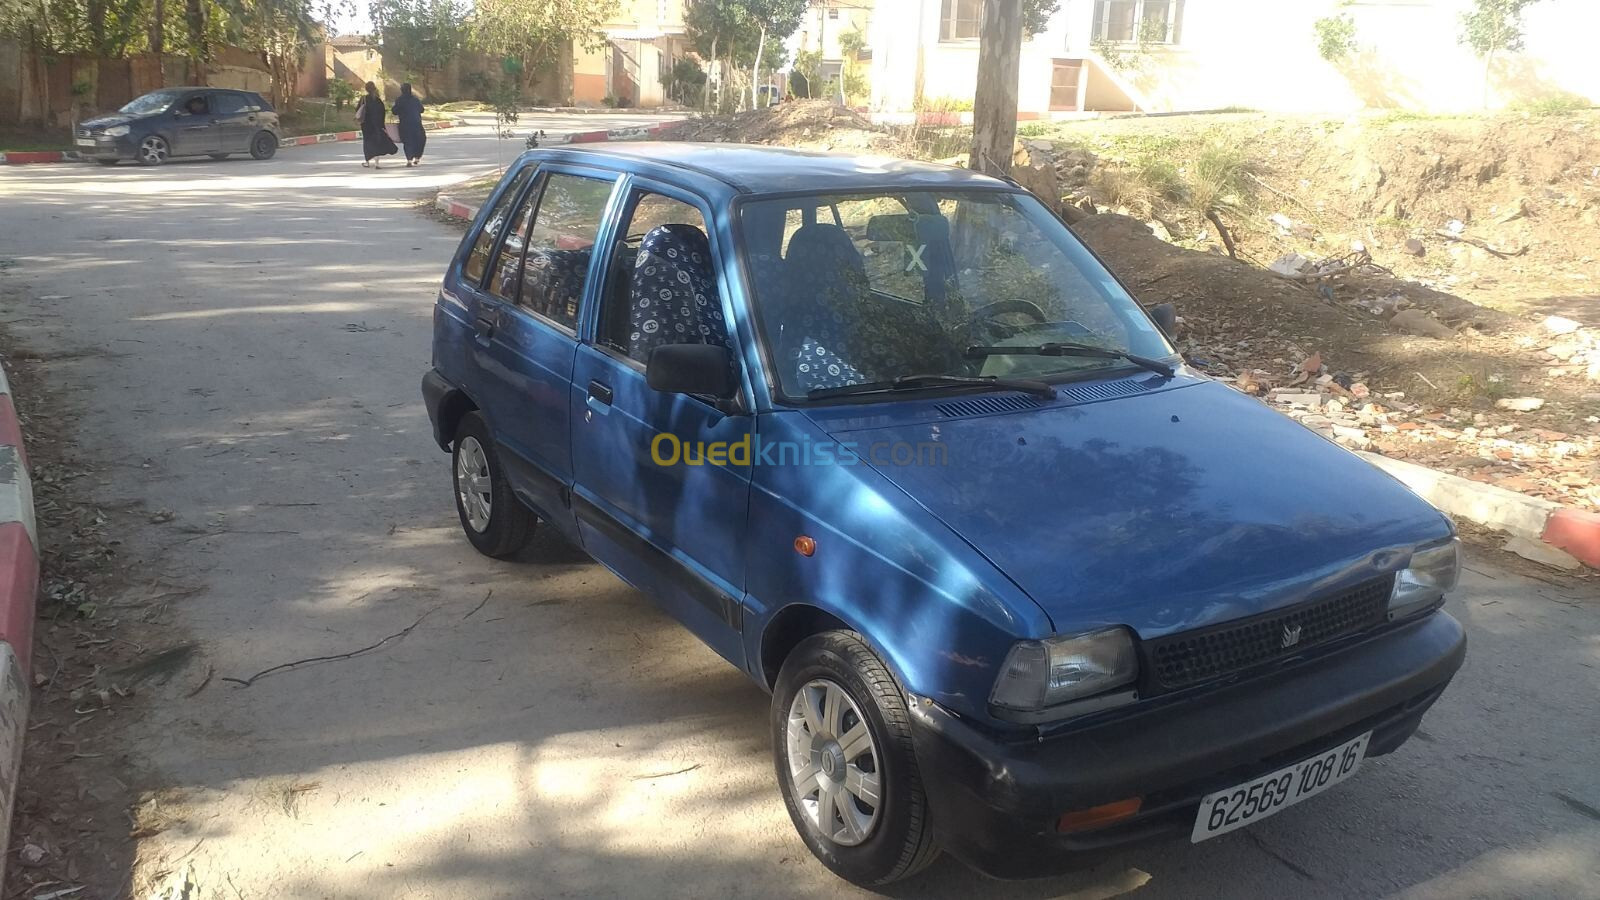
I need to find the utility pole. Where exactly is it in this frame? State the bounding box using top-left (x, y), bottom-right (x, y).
top-left (968, 0), bottom-right (1021, 175)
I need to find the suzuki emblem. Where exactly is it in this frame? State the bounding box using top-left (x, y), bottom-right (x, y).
top-left (1280, 624), bottom-right (1303, 648)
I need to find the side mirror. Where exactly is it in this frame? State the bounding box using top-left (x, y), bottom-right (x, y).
top-left (646, 344), bottom-right (737, 400)
top-left (1148, 302), bottom-right (1177, 338)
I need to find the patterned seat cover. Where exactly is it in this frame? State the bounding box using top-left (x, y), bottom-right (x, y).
top-left (628, 224), bottom-right (730, 361)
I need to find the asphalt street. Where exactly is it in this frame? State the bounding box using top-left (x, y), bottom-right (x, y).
top-left (0, 115), bottom-right (1596, 899)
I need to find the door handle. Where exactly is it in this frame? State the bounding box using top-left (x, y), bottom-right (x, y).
top-left (586, 380), bottom-right (613, 416)
top-left (474, 312), bottom-right (497, 340)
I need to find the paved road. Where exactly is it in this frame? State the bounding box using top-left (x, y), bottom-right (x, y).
top-left (0, 120), bottom-right (1597, 899)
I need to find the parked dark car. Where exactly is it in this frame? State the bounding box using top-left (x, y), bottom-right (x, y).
top-left (77, 87), bottom-right (281, 166)
top-left (424, 143), bottom-right (1467, 886)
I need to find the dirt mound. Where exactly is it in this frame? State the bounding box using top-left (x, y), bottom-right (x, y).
top-left (655, 100), bottom-right (898, 154)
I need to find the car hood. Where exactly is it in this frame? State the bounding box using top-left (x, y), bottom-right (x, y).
top-left (81, 114), bottom-right (135, 130)
top-left (809, 379), bottom-right (1451, 636)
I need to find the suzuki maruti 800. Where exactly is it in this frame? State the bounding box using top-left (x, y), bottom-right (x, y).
top-left (423, 144), bottom-right (1466, 885)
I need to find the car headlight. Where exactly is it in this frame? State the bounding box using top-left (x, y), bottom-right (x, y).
top-left (104, 125), bottom-right (130, 137)
top-left (1389, 537), bottom-right (1459, 619)
top-left (991, 626), bottom-right (1138, 719)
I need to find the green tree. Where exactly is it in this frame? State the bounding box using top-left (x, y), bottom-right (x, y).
top-left (1021, 0), bottom-right (1057, 37)
top-left (745, 0), bottom-right (805, 109)
top-left (470, 0), bottom-right (618, 101)
top-left (684, 0), bottom-right (752, 111)
top-left (370, 0), bottom-right (468, 95)
top-left (1460, 0), bottom-right (1543, 105)
top-left (1313, 13), bottom-right (1358, 62)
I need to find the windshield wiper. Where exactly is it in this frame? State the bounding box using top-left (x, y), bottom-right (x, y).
top-left (965, 342), bottom-right (1176, 378)
top-left (807, 372), bottom-right (1056, 400)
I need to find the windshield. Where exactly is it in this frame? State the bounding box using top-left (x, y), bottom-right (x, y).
top-left (119, 90), bottom-right (184, 115)
top-left (738, 190), bottom-right (1175, 400)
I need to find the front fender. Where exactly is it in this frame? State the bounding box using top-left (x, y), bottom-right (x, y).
top-left (740, 411), bottom-right (1048, 725)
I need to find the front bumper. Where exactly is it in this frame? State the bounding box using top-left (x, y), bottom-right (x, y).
top-left (909, 610), bottom-right (1466, 879)
top-left (76, 135), bottom-right (136, 160)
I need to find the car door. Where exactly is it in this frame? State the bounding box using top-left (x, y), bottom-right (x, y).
top-left (170, 92), bottom-right (220, 155)
top-left (211, 91), bottom-right (254, 152)
top-left (467, 164), bottom-right (620, 525)
top-left (569, 180), bottom-right (752, 667)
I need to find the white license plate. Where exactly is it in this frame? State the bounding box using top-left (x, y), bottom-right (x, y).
top-left (75, 138), bottom-right (96, 147)
top-left (1191, 731), bottom-right (1370, 842)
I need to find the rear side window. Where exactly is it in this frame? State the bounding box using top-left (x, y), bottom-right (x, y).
top-left (462, 168), bottom-right (533, 286)
top-left (487, 181), bottom-right (539, 304)
top-left (517, 173), bottom-right (614, 330)
top-left (214, 92), bottom-right (247, 115)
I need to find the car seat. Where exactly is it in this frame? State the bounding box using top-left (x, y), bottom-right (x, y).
top-left (628, 224), bottom-right (731, 365)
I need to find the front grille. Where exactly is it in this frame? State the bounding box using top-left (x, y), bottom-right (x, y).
top-left (1144, 575), bottom-right (1393, 692)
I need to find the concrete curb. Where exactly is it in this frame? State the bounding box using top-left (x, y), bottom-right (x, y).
top-left (276, 117), bottom-right (459, 150)
top-left (0, 360), bottom-right (36, 883)
top-left (435, 193), bottom-right (479, 221)
top-left (0, 119), bottom-right (461, 165)
top-left (549, 121), bottom-right (680, 145)
top-left (1359, 451), bottom-right (1598, 569)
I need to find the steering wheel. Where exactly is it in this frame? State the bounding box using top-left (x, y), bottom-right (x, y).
top-left (964, 298), bottom-right (1049, 340)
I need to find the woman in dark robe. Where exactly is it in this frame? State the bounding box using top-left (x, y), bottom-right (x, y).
top-left (393, 82), bottom-right (427, 167)
top-left (356, 81), bottom-right (397, 168)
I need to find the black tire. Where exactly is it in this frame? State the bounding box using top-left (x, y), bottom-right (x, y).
top-left (137, 134), bottom-right (170, 166)
top-left (250, 131), bottom-right (277, 160)
top-left (772, 631), bottom-right (939, 886)
top-left (209, 152), bottom-right (230, 160)
top-left (451, 411), bottom-right (535, 559)
top-left (95, 159), bottom-right (118, 167)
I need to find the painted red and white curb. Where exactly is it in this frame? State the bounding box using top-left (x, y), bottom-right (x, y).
top-left (0, 361), bottom-right (36, 881)
top-left (435, 121), bottom-right (681, 221)
top-left (1360, 451), bottom-right (1600, 570)
top-left (549, 121), bottom-right (679, 145)
top-left (0, 119), bottom-right (459, 165)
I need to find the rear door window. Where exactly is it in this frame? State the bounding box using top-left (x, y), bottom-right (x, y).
top-left (462, 168), bottom-right (534, 286)
top-left (214, 92), bottom-right (248, 115)
top-left (516, 173), bottom-right (615, 330)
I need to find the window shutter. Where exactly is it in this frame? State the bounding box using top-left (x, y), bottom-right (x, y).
top-left (1092, 0), bottom-right (1107, 41)
top-left (1171, 0), bottom-right (1185, 44)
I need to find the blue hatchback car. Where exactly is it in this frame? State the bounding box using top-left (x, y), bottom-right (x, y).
top-left (424, 143), bottom-right (1467, 885)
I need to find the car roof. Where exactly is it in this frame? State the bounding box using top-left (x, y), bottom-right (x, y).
top-left (540, 142), bottom-right (1016, 195)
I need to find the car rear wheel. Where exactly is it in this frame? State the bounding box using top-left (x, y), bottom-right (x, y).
top-left (773, 631), bottom-right (938, 886)
top-left (451, 411), bottom-right (535, 559)
top-left (137, 135), bottom-right (169, 165)
top-left (250, 131), bottom-right (277, 160)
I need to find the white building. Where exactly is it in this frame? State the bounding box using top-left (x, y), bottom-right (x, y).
top-left (868, 0), bottom-right (1600, 117)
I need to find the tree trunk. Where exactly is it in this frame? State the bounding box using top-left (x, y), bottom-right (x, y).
top-left (969, 0), bottom-right (1022, 175)
top-left (184, 0), bottom-right (206, 83)
top-left (701, 37), bottom-right (717, 111)
top-left (151, 0), bottom-right (165, 59)
top-left (751, 24), bottom-right (766, 110)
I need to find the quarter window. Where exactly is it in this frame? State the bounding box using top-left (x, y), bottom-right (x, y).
top-left (463, 168), bottom-right (533, 286)
top-left (518, 173), bottom-right (614, 330)
top-left (487, 181), bottom-right (539, 304)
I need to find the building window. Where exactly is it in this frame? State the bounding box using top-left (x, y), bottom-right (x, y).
top-left (1050, 59), bottom-right (1082, 110)
top-left (1091, 0), bottom-right (1183, 44)
top-left (940, 0), bottom-right (981, 41)
top-left (827, 7), bottom-right (839, 19)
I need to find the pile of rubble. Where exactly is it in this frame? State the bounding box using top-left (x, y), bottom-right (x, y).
top-left (1219, 347), bottom-right (1600, 512)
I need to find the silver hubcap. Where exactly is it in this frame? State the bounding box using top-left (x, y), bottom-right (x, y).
top-left (139, 136), bottom-right (168, 163)
top-left (786, 679), bottom-right (881, 847)
top-left (456, 436), bottom-right (492, 533)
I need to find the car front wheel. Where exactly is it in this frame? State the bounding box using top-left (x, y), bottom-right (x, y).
top-left (451, 411), bottom-right (535, 559)
top-left (137, 135), bottom-right (169, 165)
top-left (250, 131), bottom-right (277, 160)
top-left (773, 631), bottom-right (938, 886)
